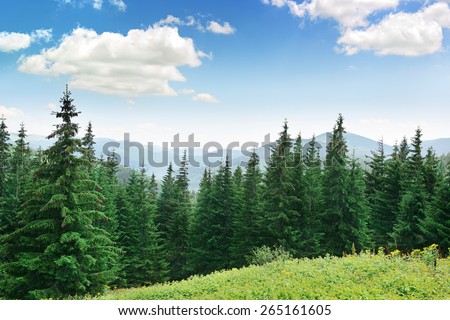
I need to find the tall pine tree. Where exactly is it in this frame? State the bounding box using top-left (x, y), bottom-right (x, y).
top-left (1, 87), bottom-right (118, 299)
top-left (392, 128), bottom-right (428, 251)
top-left (322, 114), bottom-right (368, 255)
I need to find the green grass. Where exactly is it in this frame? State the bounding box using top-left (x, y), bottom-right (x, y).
top-left (101, 250), bottom-right (450, 300)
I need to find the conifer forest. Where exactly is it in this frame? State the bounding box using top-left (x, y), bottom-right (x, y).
top-left (0, 88), bottom-right (449, 299)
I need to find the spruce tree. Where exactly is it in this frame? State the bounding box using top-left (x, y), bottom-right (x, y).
top-left (0, 115), bottom-right (11, 198)
top-left (0, 123), bottom-right (32, 239)
top-left (423, 147), bottom-right (439, 198)
top-left (263, 120), bottom-right (297, 252)
top-left (1, 87), bottom-right (118, 299)
top-left (383, 142), bottom-right (404, 249)
top-left (207, 155), bottom-right (234, 271)
top-left (420, 162), bottom-right (450, 254)
top-left (155, 161), bottom-right (191, 280)
top-left (301, 135), bottom-right (324, 257)
top-left (188, 168), bottom-right (213, 275)
top-left (230, 152), bottom-right (264, 266)
top-left (366, 139), bottom-right (393, 247)
top-left (392, 128), bottom-right (428, 251)
top-left (81, 121), bottom-right (96, 173)
top-left (322, 114), bottom-right (368, 255)
top-left (229, 165), bottom-right (245, 267)
top-left (118, 167), bottom-right (168, 287)
top-left (168, 151), bottom-right (191, 280)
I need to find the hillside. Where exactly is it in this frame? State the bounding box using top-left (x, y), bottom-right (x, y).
top-left (101, 249), bottom-right (450, 300)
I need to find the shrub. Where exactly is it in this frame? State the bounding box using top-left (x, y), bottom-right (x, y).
top-left (246, 246), bottom-right (292, 266)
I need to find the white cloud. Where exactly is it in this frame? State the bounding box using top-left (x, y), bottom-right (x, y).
top-left (31, 28), bottom-right (53, 43)
top-left (155, 15), bottom-right (182, 27)
top-left (57, 0), bottom-right (126, 11)
top-left (423, 2), bottom-right (450, 28)
top-left (262, 0), bottom-right (307, 17)
top-left (192, 93), bottom-right (219, 103)
top-left (109, 0), bottom-right (126, 11)
top-left (93, 0), bottom-right (102, 10)
top-left (263, 0), bottom-right (450, 56)
top-left (0, 105), bottom-right (25, 118)
top-left (338, 3), bottom-right (450, 56)
top-left (307, 0), bottom-right (399, 28)
top-left (0, 29), bottom-right (52, 52)
top-left (46, 103), bottom-right (57, 111)
top-left (263, 0), bottom-right (399, 27)
top-left (18, 26), bottom-right (207, 96)
top-left (0, 32), bottom-right (31, 52)
top-left (207, 21), bottom-right (236, 35)
top-left (179, 88), bottom-right (196, 95)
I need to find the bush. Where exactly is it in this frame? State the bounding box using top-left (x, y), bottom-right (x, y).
top-left (246, 246), bottom-right (292, 266)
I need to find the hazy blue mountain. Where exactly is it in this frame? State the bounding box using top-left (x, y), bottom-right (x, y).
top-left (8, 132), bottom-right (450, 189)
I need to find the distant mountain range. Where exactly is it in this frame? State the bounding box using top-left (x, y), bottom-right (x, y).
top-left (9, 132), bottom-right (450, 189)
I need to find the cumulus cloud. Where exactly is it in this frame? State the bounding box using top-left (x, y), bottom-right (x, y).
top-left (262, 0), bottom-right (307, 17)
top-left (0, 105), bottom-right (25, 118)
top-left (109, 0), bottom-right (126, 11)
top-left (192, 93), bottom-right (219, 103)
top-left (263, 0), bottom-right (399, 27)
top-left (0, 29), bottom-right (52, 52)
top-left (263, 0), bottom-right (450, 56)
top-left (307, 0), bottom-right (399, 28)
top-left (18, 26), bottom-right (207, 96)
top-left (338, 3), bottom-right (450, 56)
top-left (93, 0), bottom-right (102, 9)
top-left (31, 28), bottom-right (53, 43)
top-left (155, 15), bottom-right (182, 27)
top-left (58, 0), bottom-right (126, 11)
top-left (0, 32), bottom-right (32, 52)
top-left (156, 15), bottom-right (236, 35)
top-left (207, 21), bottom-right (236, 34)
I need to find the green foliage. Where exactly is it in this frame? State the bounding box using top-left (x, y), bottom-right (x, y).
top-left (366, 139), bottom-right (394, 247)
top-left (246, 246), bottom-right (292, 266)
top-left (102, 247), bottom-right (450, 300)
top-left (392, 128), bottom-right (428, 251)
top-left (1, 87), bottom-right (118, 299)
top-left (263, 120), bottom-right (298, 252)
top-left (322, 114), bottom-right (369, 255)
top-left (230, 152), bottom-right (265, 267)
top-left (0, 115), bottom-right (11, 198)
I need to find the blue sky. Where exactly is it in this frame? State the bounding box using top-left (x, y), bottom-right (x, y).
top-left (0, 0), bottom-right (449, 147)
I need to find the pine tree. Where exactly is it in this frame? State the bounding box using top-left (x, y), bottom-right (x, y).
top-left (0, 123), bottom-right (32, 239)
top-left (229, 165), bottom-right (244, 267)
top-left (155, 161), bottom-right (191, 280)
top-left (301, 135), bottom-right (324, 256)
top-left (392, 128), bottom-right (428, 251)
top-left (81, 121), bottom-right (96, 173)
top-left (366, 139), bottom-right (393, 247)
top-left (1, 87), bottom-right (118, 299)
top-left (168, 151), bottom-right (191, 280)
top-left (9, 123), bottom-right (32, 199)
top-left (0, 115), bottom-right (11, 198)
top-left (230, 152), bottom-right (264, 266)
top-left (124, 167), bottom-right (168, 286)
top-left (263, 120), bottom-right (298, 253)
top-left (423, 147), bottom-right (439, 198)
top-left (188, 168), bottom-right (213, 275)
top-left (420, 162), bottom-right (450, 254)
top-left (322, 114), bottom-right (368, 255)
top-left (383, 142), bottom-right (404, 249)
top-left (207, 155), bottom-right (234, 271)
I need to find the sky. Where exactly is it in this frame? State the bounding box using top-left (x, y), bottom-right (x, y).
top-left (0, 0), bottom-right (449, 148)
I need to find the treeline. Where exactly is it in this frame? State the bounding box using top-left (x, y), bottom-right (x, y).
top-left (0, 88), bottom-right (449, 299)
